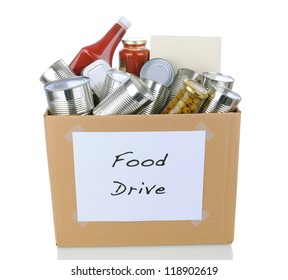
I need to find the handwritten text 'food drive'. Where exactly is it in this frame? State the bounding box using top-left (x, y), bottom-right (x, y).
top-left (111, 151), bottom-right (168, 196)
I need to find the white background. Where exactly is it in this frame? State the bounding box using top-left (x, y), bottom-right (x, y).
top-left (0, 0), bottom-right (287, 279)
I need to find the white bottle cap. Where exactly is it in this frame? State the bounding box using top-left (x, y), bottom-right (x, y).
top-left (118, 16), bottom-right (132, 30)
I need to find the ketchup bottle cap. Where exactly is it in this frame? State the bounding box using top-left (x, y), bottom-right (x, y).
top-left (118, 16), bottom-right (132, 30)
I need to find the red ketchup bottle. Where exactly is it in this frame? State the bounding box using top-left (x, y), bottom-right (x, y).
top-left (69, 17), bottom-right (132, 75)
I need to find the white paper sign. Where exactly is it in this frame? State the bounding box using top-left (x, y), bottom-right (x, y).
top-left (72, 131), bottom-right (206, 222)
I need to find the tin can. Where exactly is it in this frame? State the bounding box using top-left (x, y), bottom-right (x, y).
top-left (93, 75), bottom-right (154, 115)
top-left (162, 79), bottom-right (207, 114)
top-left (99, 69), bottom-right (130, 102)
top-left (198, 84), bottom-right (241, 113)
top-left (81, 59), bottom-right (112, 98)
top-left (168, 68), bottom-right (203, 103)
top-left (140, 58), bottom-right (175, 87)
top-left (138, 79), bottom-right (170, 115)
top-left (44, 76), bottom-right (94, 115)
top-left (40, 59), bottom-right (75, 84)
top-left (202, 72), bottom-right (234, 90)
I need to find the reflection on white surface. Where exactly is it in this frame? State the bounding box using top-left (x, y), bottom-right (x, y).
top-left (57, 244), bottom-right (233, 260)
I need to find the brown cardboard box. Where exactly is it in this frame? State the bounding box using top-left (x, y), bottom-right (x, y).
top-left (44, 36), bottom-right (240, 247)
top-left (44, 112), bottom-right (241, 247)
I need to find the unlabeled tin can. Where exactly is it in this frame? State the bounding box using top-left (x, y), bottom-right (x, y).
top-left (99, 69), bottom-right (130, 102)
top-left (81, 59), bottom-right (112, 98)
top-left (162, 79), bottom-right (207, 114)
top-left (202, 72), bottom-right (234, 90)
top-left (138, 79), bottom-right (170, 115)
top-left (93, 75), bottom-right (153, 115)
top-left (40, 59), bottom-right (75, 84)
top-left (140, 58), bottom-right (175, 87)
top-left (168, 68), bottom-right (203, 103)
top-left (198, 84), bottom-right (241, 113)
top-left (44, 76), bottom-right (94, 115)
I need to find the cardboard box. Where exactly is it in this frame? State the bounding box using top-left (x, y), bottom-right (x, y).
top-left (44, 112), bottom-right (240, 247)
top-left (43, 36), bottom-right (241, 247)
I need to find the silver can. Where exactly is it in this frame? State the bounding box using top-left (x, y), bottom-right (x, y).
top-left (93, 75), bottom-right (154, 115)
top-left (138, 79), bottom-right (170, 115)
top-left (40, 59), bottom-right (75, 84)
top-left (81, 59), bottom-right (112, 98)
top-left (99, 69), bottom-right (130, 102)
top-left (202, 72), bottom-right (234, 90)
top-left (140, 58), bottom-right (175, 87)
top-left (198, 84), bottom-right (241, 113)
top-left (168, 68), bottom-right (203, 103)
top-left (44, 76), bottom-right (94, 115)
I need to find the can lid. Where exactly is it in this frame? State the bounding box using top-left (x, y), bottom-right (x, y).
top-left (44, 76), bottom-right (91, 103)
top-left (184, 80), bottom-right (208, 99)
top-left (82, 59), bottom-right (112, 96)
top-left (203, 72), bottom-right (234, 83)
top-left (122, 38), bottom-right (147, 45)
top-left (108, 69), bottom-right (130, 82)
top-left (119, 75), bottom-right (154, 106)
top-left (44, 76), bottom-right (90, 92)
top-left (140, 58), bottom-right (175, 87)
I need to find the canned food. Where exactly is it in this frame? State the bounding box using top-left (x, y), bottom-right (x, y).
top-left (81, 59), bottom-right (112, 98)
top-left (202, 72), bottom-right (234, 90)
top-left (138, 79), bottom-right (170, 115)
top-left (140, 58), bottom-right (175, 87)
top-left (99, 69), bottom-right (130, 102)
top-left (93, 75), bottom-right (154, 115)
top-left (40, 59), bottom-right (75, 84)
top-left (168, 68), bottom-right (203, 103)
top-left (198, 84), bottom-right (241, 113)
top-left (44, 76), bottom-right (93, 115)
top-left (162, 79), bottom-right (207, 114)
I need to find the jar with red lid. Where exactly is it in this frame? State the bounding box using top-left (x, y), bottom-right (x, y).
top-left (119, 38), bottom-right (150, 77)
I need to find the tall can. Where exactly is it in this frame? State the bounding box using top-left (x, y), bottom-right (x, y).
top-left (162, 79), bottom-right (207, 114)
top-left (168, 68), bottom-right (202, 103)
top-left (119, 38), bottom-right (150, 77)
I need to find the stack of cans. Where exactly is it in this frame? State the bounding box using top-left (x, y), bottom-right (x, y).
top-left (40, 58), bottom-right (242, 116)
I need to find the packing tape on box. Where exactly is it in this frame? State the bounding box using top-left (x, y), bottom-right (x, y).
top-left (71, 211), bottom-right (88, 228)
top-left (196, 121), bottom-right (214, 141)
top-left (190, 210), bottom-right (210, 227)
top-left (64, 124), bottom-right (85, 142)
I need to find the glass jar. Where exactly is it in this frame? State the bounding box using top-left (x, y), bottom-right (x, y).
top-left (162, 79), bottom-right (208, 114)
top-left (119, 38), bottom-right (150, 77)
